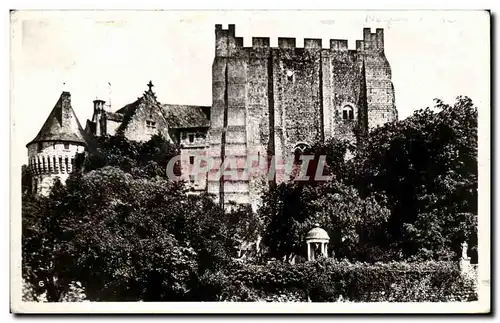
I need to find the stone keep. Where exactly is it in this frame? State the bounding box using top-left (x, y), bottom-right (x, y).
top-left (208, 25), bottom-right (398, 209)
top-left (26, 92), bottom-right (88, 196)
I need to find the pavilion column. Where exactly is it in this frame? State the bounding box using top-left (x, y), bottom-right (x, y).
top-left (305, 224), bottom-right (330, 262)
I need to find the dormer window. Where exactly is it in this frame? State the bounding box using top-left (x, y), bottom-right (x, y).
top-left (146, 120), bottom-right (156, 129)
top-left (342, 105), bottom-right (354, 120)
top-left (64, 143), bottom-right (70, 150)
top-left (188, 134), bottom-right (194, 143)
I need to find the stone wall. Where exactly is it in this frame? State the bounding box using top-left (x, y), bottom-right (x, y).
top-left (105, 119), bottom-right (121, 136)
top-left (122, 97), bottom-right (172, 143)
top-left (179, 129), bottom-right (209, 191)
top-left (322, 49), bottom-right (366, 143)
top-left (361, 28), bottom-right (397, 130)
top-left (208, 25), bottom-right (397, 208)
top-left (273, 45), bottom-right (323, 166)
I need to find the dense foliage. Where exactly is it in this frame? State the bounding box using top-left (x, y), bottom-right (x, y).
top-left (22, 135), bottom-right (261, 301)
top-left (76, 133), bottom-right (181, 179)
top-left (261, 96), bottom-right (478, 262)
top-left (22, 96), bottom-right (479, 302)
top-left (356, 96), bottom-right (478, 261)
top-left (260, 181), bottom-right (390, 262)
top-left (203, 258), bottom-right (477, 302)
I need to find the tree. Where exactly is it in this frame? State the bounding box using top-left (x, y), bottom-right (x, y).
top-left (260, 181), bottom-right (390, 262)
top-left (22, 179), bottom-right (76, 301)
top-left (22, 165), bottom-right (258, 301)
top-left (22, 164), bottom-right (32, 195)
top-left (353, 96), bottom-right (478, 261)
top-left (77, 134), bottom-right (181, 179)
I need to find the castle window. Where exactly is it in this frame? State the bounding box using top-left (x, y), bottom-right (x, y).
top-left (188, 134), bottom-right (194, 143)
top-left (64, 143), bottom-right (70, 150)
top-left (146, 120), bottom-right (156, 129)
top-left (293, 143), bottom-right (310, 163)
top-left (286, 70), bottom-right (294, 82)
top-left (181, 132), bottom-right (187, 140)
top-left (189, 156), bottom-right (195, 165)
top-left (37, 143), bottom-right (42, 153)
top-left (189, 174), bottom-right (196, 184)
top-left (342, 105), bottom-right (354, 120)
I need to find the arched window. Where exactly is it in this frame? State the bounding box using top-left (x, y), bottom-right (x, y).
top-left (293, 143), bottom-right (310, 163)
top-left (342, 105), bottom-right (354, 120)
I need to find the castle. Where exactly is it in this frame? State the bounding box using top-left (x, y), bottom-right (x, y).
top-left (26, 25), bottom-right (397, 209)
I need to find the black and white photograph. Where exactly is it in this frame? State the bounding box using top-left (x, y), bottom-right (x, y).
top-left (9, 9), bottom-right (491, 314)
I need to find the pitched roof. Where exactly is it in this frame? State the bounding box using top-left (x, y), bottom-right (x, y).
top-left (112, 82), bottom-right (211, 131)
top-left (162, 104), bottom-right (210, 129)
top-left (106, 112), bottom-right (124, 122)
top-left (27, 91), bottom-right (89, 147)
top-left (114, 100), bottom-right (140, 115)
top-left (85, 120), bottom-right (96, 134)
top-left (114, 88), bottom-right (158, 134)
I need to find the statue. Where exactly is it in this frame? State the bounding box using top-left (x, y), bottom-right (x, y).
top-left (461, 241), bottom-right (468, 259)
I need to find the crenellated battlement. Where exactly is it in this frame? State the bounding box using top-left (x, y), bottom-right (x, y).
top-left (330, 39), bottom-right (348, 51)
top-left (252, 37), bottom-right (270, 48)
top-left (356, 40), bottom-right (364, 51)
top-left (363, 27), bottom-right (384, 51)
top-left (277, 37), bottom-right (296, 48)
top-left (304, 38), bottom-right (322, 49)
top-left (214, 24), bottom-right (385, 55)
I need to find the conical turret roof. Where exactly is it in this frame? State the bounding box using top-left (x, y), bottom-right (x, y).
top-left (26, 91), bottom-right (88, 147)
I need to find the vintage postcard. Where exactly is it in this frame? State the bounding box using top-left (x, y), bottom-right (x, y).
top-left (10, 10), bottom-right (491, 314)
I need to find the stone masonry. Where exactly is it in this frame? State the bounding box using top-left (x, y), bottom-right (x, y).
top-left (208, 25), bottom-right (397, 210)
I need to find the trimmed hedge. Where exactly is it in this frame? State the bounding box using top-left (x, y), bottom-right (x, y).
top-left (201, 259), bottom-right (478, 302)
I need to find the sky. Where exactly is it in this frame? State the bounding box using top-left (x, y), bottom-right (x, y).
top-left (10, 10), bottom-right (490, 164)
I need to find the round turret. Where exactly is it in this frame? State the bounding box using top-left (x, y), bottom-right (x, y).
top-left (26, 91), bottom-right (88, 195)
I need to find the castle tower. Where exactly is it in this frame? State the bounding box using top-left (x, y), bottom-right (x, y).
top-left (26, 91), bottom-right (89, 196)
top-left (359, 28), bottom-right (398, 129)
top-left (208, 24), bottom-right (397, 209)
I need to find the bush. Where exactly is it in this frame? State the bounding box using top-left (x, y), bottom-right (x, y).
top-left (59, 282), bottom-right (87, 302)
top-left (205, 259), bottom-right (477, 302)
